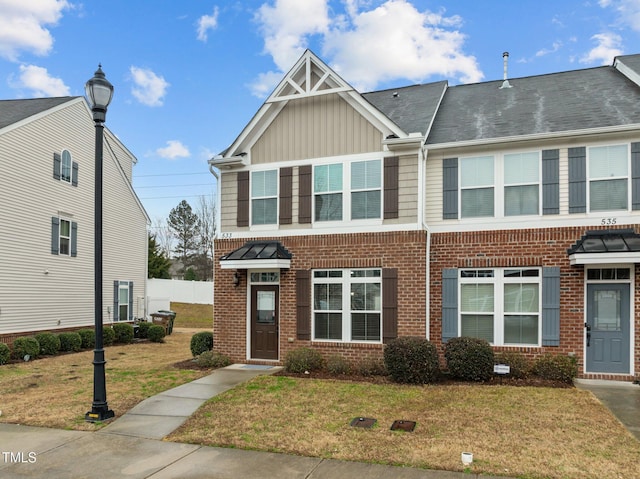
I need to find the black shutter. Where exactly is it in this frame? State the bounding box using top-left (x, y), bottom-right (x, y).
top-left (70, 222), bottom-right (78, 257)
top-left (51, 217), bottom-right (59, 255)
top-left (542, 267), bottom-right (560, 346)
top-left (442, 269), bottom-right (458, 342)
top-left (298, 165), bottom-right (312, 224)
top-left (443, 158), bottom-right (458, 219)
top-left (383, 157), bottom-right (399, 219)
top-left (542, 149), bottom-right (559, 215)
top-left (568, 147), bottom-right (587, 213)
top-left (128, 282), bottom-right (134, 321)
top-left (296, 270), bottom-right (311, 340)
top-left (237, 171), bottom-right (249, 227)
top-left (279, 167), bottom-right (292, 225)
top-left (72, 162), bottom-right (79, 187)
top-left (382, 268), bottom-right (398, 342)
top-left (113, 281), bottom-right (120, 321)
top-left (631, 142), bottom-right (640, 210)
top-left (53, 153), bottom-right (61, 180)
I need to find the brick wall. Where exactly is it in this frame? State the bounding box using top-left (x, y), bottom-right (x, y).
top-left (213, 230), bottom-right (427, 365)
top-left (430, 225), bottom-right (640, 381)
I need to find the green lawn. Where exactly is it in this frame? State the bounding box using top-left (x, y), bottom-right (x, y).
top-left (170, 302), bottom-right (212, 329)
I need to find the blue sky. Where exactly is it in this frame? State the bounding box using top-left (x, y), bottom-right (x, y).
top-left (1, 0), bottom-right (639, 228)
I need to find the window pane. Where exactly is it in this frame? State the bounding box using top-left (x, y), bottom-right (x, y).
top-left (589, 145), bottom-right (628, 178)
top-left (504, 284), bottom-right (539, 313)
top-left (351, 282), bottom-right (380, 311)
top-left (315, 313), bottom-right (342, 340)
top-left (461, 314), bottom-right (494, 342)
top-left (351, 313), bottom-right (380, 341)
top-left (590, 179), bottom-right (627, 211)
top-left (314, 284), bottom-right (342, 310)
top-left (60, 220), bottom-right (70, 236)
top-left (351, 270), bottom-right (381, 278)
top-left (252, 170), bottom-right (277, 197)
top-left (461, 156), bottom-right (493, 187)
top-left (61, 150), bottom-right (72, 182)
top-left (351, 160), bottom-right (381, 189)
top-left (504, 152), bottom-right (539, 184)
top-left (252, 198), bottom-right (277, 224)
top-left (505, 185), bottom-right (539, 216)
top-left (504, 315), bottom-right (538, 344)
top-left (461, 188), bottom-right (494, 217)
top-left (461, 284), bottom-right (494, 312)
top-left (315, 193), bottom-right (342, 221)
top-left (315, 164), bottom-right (342, 192)
top-left (352, 190), bottom-right (381, 219)
top-left (59, 238), bottom-right (70, 255)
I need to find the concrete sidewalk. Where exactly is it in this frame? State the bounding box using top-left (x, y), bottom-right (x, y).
top-left (0, 364), bottom-right (499, 479)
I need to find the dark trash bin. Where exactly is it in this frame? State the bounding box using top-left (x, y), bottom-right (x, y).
top-left (150, 310), bottom-right (176, 335)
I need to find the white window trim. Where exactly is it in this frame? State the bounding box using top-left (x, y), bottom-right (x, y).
top-left (312, 268), bottom-right (383, 344)
top-left (586, 143), bottom-right (631, 214)
top-left (459, 268), bottom-right (542, 347)
top-left (61, 149), bottom-right (72, 184)
top-left (313, 158), bottom-right (383, 226)
top-left (459, 151), bottom-right (543, 219)
top-left (250, 169), bottom-right (279, 227)
top-left (59, 218), bottom-right (71, 256)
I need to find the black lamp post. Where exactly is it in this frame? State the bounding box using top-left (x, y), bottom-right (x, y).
top-left (85, 65), bottom-right (115, 422)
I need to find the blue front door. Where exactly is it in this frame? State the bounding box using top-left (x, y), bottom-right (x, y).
top-left (586, 283), bottom-right (630, 374)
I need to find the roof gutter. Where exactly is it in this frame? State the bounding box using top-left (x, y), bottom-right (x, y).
top-left (426, 123), bottom-right (640, 151)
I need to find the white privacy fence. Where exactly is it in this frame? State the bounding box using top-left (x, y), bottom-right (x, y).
top-left (146, 279), bottom-right (213, 311)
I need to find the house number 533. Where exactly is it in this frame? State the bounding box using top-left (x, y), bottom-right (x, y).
top-left (601, 217), bottom-right (617, 225)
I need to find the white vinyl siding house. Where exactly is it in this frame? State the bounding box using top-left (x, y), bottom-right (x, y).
top-left (0, 97), bottom-right (148, 338)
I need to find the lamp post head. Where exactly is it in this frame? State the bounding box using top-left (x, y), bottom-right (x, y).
top-left (85, 64), bottom-right (114, 123)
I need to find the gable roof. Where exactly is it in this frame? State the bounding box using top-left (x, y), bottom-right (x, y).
top-left (363, 81), bottom-right (447, 136)
top-left (426, 64), bottom-right (640, 146)
top-left (0, 97), bottom-right (76, 130)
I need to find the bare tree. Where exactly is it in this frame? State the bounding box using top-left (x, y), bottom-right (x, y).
top-left (151, 216), bottom-right (173, 257)
top-left (194, 194), bottom-right (216, 281)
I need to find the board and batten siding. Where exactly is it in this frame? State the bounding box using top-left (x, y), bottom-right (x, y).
top-left (0, 99), bottom-right (147, 335)
top-left (251, 94), bottom-right (382, 164)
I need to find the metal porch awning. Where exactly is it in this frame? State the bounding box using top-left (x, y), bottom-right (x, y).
top-left (567, 229), bottom-right (640, 265)
top-left (220, 241), bottom-right (292, 269)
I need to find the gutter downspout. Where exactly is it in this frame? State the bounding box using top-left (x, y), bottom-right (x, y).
top-left (208, 161), bottom-right (221, 311)
top-left (419, 144), bottom-right (431, 340)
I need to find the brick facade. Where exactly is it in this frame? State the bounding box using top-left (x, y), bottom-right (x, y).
top-left (214, 230), bottom-right (427, 365)
top-left (430, 225), bottom-right (640, 381)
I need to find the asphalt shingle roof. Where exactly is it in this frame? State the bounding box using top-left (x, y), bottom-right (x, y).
top-left (425, 65), bottom-right (640, 145)
top-left (0, 97), bottom-right (76, 130)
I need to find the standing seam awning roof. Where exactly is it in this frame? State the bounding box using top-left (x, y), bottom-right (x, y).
top-left (567, 229), bottom-right (640, 265)
top-left (220, 241), bottom-right (292, 269)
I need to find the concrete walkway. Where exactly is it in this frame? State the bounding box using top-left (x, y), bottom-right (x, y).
top-left (575, 378), bottom-right (640, 440)
top-left (0, 364), bottom-right (501, 479)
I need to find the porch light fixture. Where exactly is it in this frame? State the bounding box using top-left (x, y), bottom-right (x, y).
top-left (233, 271), bottom-right (241, 287)
top-left (85, 64), bottom-right (115, 423)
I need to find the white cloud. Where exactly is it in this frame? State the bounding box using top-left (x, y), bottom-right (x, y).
top-left (255, 0), bottom-right (330, 71)
top-left (535, 41), bottom-right (562, 58)
top-left (156, 140), bottom-right (190, 160)
top-left (599, 0), bottom-right (640, 32)
top-left (129, 66), bottom-right (170, 106)
top-left (580, 32), bottom-right (623, 64)
top-left (197, 6), bottom-right (219, 42)
top-left (251, 0), bottom-right (482, 95)
top-left (12, 64), bottom-right (70, 96)
top-left (0, 0), bottom-right (69, 61)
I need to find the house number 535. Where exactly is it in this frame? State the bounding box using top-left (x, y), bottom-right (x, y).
top-left (601, 217), bottom-right (617, 225)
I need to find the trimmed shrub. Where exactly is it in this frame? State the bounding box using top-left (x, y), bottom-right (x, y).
top-left (112, 323), bottom-right (134, 344)
top-left (284, 347), bottom-right (324, 373)
top-left (58, 332), bottom-right (82, 352)
top-left (147, 325), bottom-right (166, 343)
top-left (356, 357), bottom-right (387, 377)
top-left (532, 354), bottom-right (578, 383)
top-left (494, 351), bottom-right (531, 379)
top-left (445, 337), bottom-right (495, 382)
top-left (103, 327), bottom-right (115, 346)
top-left (35, 332), bottom-right (60, 356)
top-left (137, 321), bottom-right (151, 339)
top-left (77, 329), bottom-right (96, 349)
top-left (0, 342), bottom-right (10, 365)
top-left (384, 336), bottom-right (440, 384)
top-left (12, 336), bottom-right (40, 360)
top-left (195, 350), bottom-right (231, 369)
top-left (190, 331), bottom-right (213, 357)
top-left (326, 354), bottom-right (351, 375)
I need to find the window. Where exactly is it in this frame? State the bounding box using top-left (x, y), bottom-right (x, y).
top-left (589, 145), bottom-right (628, 211)
top-left (250, 271), bottom-right (280, 283)
top-left (313, 269), bottom-right (381, 342)
top-left (61, 150), bottom-right (72, 183)
top-left (251, 170), bottom-right (277, 225)
top-left (460, 268), bottom-right (540, 346)
top-left (59, 219), bottom-right (71, 255)
top-left (51, 217), bottom-right (77, 257)
top-left (351, 160), bottom-right (381, 219)
top-left (460, 156), bottom-right (494, 217)
top-left (504, 152), bottom-right (539, 215)
top-left (114, 280), bottom-right (133, 321)
top-left (314, 163), bottom-right (343, 221)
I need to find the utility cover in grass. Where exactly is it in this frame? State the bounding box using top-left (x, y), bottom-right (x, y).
top-left (350, 417), bottom-right (376, 428)
top-left (390, 420), bottom-right (416, 432)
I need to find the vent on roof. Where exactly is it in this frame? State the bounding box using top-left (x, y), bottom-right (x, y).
top-left (499, 51), bottom-right (512, 89)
